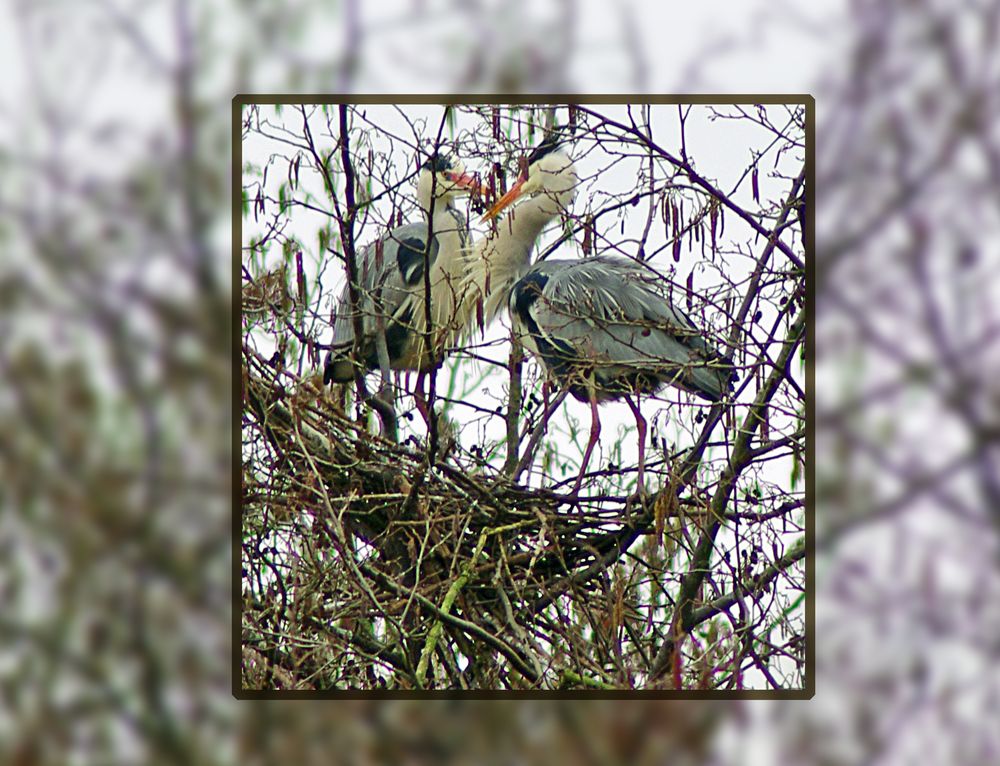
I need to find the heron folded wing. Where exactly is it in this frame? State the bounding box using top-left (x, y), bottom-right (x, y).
top-left (514, 257), bottom-right (734, 402)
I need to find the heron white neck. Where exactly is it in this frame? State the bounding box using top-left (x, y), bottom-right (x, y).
top-left (471, 191), bottom-right (567, 324)
top-left (459, 150), bottom-right (578, 331)
top-left (416, 173), bottom-right (457, 217)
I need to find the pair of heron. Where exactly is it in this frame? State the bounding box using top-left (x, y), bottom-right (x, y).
top-left (324, 134), bottom-right (734, 490)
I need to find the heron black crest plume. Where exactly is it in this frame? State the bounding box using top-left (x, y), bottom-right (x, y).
top-left (421, 154), bottom-right (454, 173)
top-left (526, 125), bottom-right (576, 166)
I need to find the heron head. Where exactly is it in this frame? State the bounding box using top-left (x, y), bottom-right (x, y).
top-left (481, 140), bottom-right (578, 222)
top-left (417, 155), bottom-right (483, 206)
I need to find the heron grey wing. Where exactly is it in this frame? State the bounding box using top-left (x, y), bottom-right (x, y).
top-left (521, 257), bottom-right (732, 400)
top-left (603, 259), bottom-right (736, 397)
top-left (325, 221), bottom-right (438, 382)
top-left (518, 259), bottom-right (693, 370)
top-left (333, 221), bottom-right (440, 338)
top-left (595, 256), bottom-right (722, 352)
top-left (552, 256), bottom-right (728, 356)
top-left (382, 220), bottom-right (440, 287)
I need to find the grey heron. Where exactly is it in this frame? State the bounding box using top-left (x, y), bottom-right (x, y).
top-left (324, 154), bottom-right (482, 418)
top-left (477, 135), bottom-right (734, 491)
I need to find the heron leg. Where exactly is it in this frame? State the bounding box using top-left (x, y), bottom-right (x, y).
top-left (624, 394), bottom-right (647, 494)
top-left (412, 370), bottom-right (431, 426)
top-left (572, 394), bottom-right (602, 494)
top-left (512, 387), bottom-right (568, 483)
top-left (371, 321), bottom-right (398, 443)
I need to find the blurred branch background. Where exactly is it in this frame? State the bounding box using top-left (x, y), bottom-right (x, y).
top-left (2, 0), bottom-right (999, 762)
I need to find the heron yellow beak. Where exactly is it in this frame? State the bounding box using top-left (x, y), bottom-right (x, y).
top-left (480, 176), bottom-right (527, 222)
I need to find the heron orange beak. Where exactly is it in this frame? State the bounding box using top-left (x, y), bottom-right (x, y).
top-left (480, 176), bottom-right (527, 222)
top-left (445, 171), bottom-right (485, 195)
